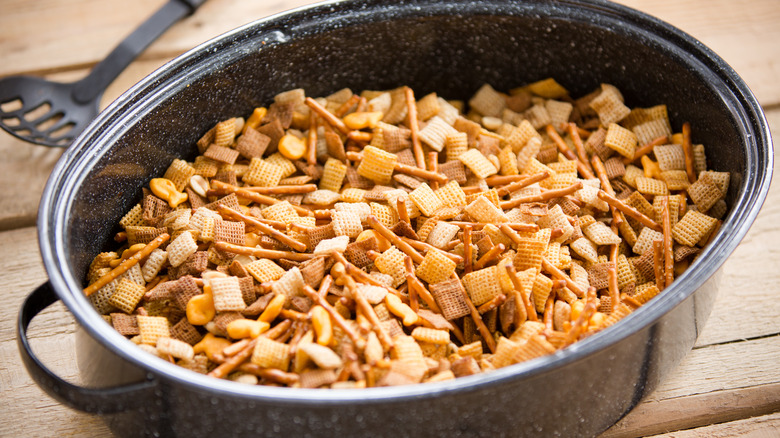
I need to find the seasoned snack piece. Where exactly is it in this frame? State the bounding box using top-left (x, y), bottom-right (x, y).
top-left (86, 82), bottom-right (728, 389)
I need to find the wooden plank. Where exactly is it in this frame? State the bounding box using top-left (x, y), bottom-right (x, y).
top-left (603, 366), bottom-right (780, 437)
top-left (0, 0), bottom-right (321, 77)
top-left (2, 0), bottom-right (778, 106)
top-left (645, 411), bottom-right (780, 438)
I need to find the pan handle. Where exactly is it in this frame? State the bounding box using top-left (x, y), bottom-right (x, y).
top-left (17, 282), bottom-right (158, 414)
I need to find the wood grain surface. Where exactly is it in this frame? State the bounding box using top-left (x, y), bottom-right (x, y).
top-left (1, 0), bottom-right (778, 436)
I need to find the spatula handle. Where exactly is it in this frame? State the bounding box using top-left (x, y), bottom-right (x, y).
top-left (72, 0), bottom-right (206, 104)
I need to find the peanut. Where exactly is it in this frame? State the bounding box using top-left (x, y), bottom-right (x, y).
top-left (311, 305), bottom-right (333, 346)
top-left (278, 134), bottom-right (307, 160)
top-left (186, 293), bottom-right (215, 326)
top-left (259, 294), bottom-right (286, 323)
top-left (189, 175), bottom-right (210, 197)
top-left (226, 319), bottom-right (270, 339)
top-left (385, 294), bottom-right (419, 326)
top-left (343, 111), bottom-right (383, 130)
top-left (150, 178), bottom-right (188, 208)
top-left (193, 333), bottom-right (232, 361)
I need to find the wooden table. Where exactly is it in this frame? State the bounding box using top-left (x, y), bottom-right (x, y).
top-left (1, 1), bottom-right (778, 436)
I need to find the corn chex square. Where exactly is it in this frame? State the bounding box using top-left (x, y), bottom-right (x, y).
top-left (210, 276), bottom-right (246, 312)
top-left (415, 249), bottom-right (457, 285)
top-left (464, 195), bottom-right (508, 224)
top-left (458, 149), bottom-right (498, 179)
top-left (409, 183), bottom-right (444, 217)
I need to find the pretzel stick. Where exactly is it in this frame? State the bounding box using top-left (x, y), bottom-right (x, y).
top-left (367, 215), bottom-right (424, 263)
top-left (546, 124), bottom-right (595, 179)
top-left (620, 293), bottom-right (643, 310)
top-left (444, 239), bottom-right (461, 251)
top-left (682, 122), bottom-right (696, 183)
top-left (356, 96), bottom-right (368, 112)
top-left (496, 171), bottom-right (550, 196)
top-left (543, 295), bottom-right (555, 332)
top-left (405, 86), bottom-right (426, 169)
top-left (237, 364), bottom-right (299, 385)
top-left (207, 318), bottom-right (293, 379)
top-left (345, 151), bottom-right (448, 183)
top-left (541, 257), bottom-right (586, 298)
top-left (215, 242), bottom-right (316, 261)
top-left (450, 273), bottom-right (496, 353)
top-left (623, 135), bottom-right (668, 164)
top-left (485, 174), bottom-right (527, 186)
top-left (500, 181), bottom-right (583, 209)
top-left (307, 112), bottom-right (318, 165)
top-left (400, 237), bottom-right (464, 264)
top-left (461, 186), bottom-right (483, 195)
top-left (317, 274), bottom-right (332, 298)
top-left (404, 256), bottom-right (419, 312)
top-left (653, 239), bottom-right (665, 291)
top-left (222, 339), bottom-right (251, 357)
top-left (84, 233), bottom-right (170, 297)
top-left (303, 284), bottom-right (364, 347)
top-left (567, 122), bottom-right (593, 173)
top-left (428, 151), bottom-right (440, 190)
top-left (408, 277), bottom-right (442, 314)
top-left (210, 180), bottom-right (313, 217)
top-left (397, 195), bottom-right (410, 224)
top-left (331, 252), bottom-right (403, 298)
top-left (304, 97), bottom-right (349, 135)
top-left (242, 184), bottom-right (317, 195)
top-left (662, 196), bottom-right (674, 288)
top-left (463, 225), bottom-right (473, 274)
top-left (591, 155), bottom-right (623, 227)
top-left (334, 94), bottom-right (361, 117)
top-left (478, 294), bottom-right (507, 314)
top-left (608, 265), bottom-right (621, 313)
top-left (597, 191), bottom-right (662, 232)
top-left (344, 274), bottom-right (394, 351)
top-left (473, 243), bottom-right (505, 270)
top-left (217, 205), bottom-right (307, 252)
top-left (504, 264), bottom-right (538, 322)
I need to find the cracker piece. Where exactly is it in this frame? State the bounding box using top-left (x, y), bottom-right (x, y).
top-left (408, 183), bottom-right (445, 217)
top-left (271, 267), bottom-right (305, 299)
top-left (458, 149), bottom-right (498, 179)
top-left (426, 221), bottom-right (460, 249)
top-left (167, 231), bottom-right (198, 268)
top-left (635, 176), bottom-right (669, 196)
top-left (633, 118), bottom-right (672, 147)
top-left (137, 315), bottom-right (170, 346)
top-left (582, 221), bottom-right (621, 246)
top-left (313, 236), bottom-right (350, 255)
top-left (688, 173), bottom-right (724, 213)
top-left (589, 84), bottom-right (630, 125)
top-left (243, 158), bottom-right (284, 187)
top-left (331, 211), bottom-right (363, 238)
top-left (604, 123), bottom-right (637, 159)
top-left (358, 146), bottom-right (398, 184)
top-left (416, 249), bottom-right (457, 285)
top-left (210, 276), bottom-right (246, 312)
top-left (469, 84), bottom-right (505, 117)
top-left (374, 246), bottom-right (409, 287)
top-left (163, 159), bottom-right (197, 192)
top-left (462, 266), bottom-right (502, 306)
top-left (531, 273), bottom-right (553, 313)
top-left (111, 313), bottom-right (139, 336)
top-left (418, 116), bottom-right (457, 152)
top-left (369, 202), bottom-right (399, 228)
top-left (214, 220), bottom-right (245, 245)
top-left (235, 127), bottom-right (270, 159)
top-left (633, 226), bottom-right (664, 256)
top-left (204, 144), bottom-right (240, 165)
top-left (252, 337), bottom-right (291, 371)
top-left (445, 131), bottom-right (469, 161)
top-left (245, 259), bottom-right (286, 283)
top-left (464, 195), bottom-right (508, 224)
top-left (672, 210), bottom-right (718, 247)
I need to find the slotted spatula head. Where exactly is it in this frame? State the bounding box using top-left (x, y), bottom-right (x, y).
top-left (0, 76), bottom-right (98, 147)
top-left (0, 0), bottom-right (205, 148)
